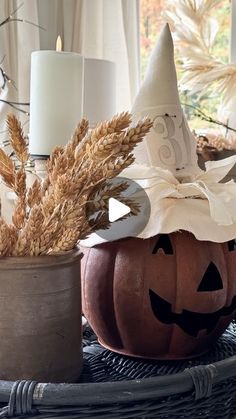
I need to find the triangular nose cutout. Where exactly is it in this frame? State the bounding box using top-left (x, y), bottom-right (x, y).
top-left (197, 262), bottom-right (223, 292)
top-left (228, 240), bottom-right (236, 252)
top-left (152, 234), bottom-right (173, 255)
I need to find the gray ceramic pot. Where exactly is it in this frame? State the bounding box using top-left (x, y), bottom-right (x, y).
top-left (0, 247), bottom-right (82, 383)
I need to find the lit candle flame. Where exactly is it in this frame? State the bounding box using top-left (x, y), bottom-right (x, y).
top-left (56, 36), bottom-right (62, 52)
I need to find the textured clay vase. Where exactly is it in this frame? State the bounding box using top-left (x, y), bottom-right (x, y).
top-left (0, 247), bottom-right (82, 382)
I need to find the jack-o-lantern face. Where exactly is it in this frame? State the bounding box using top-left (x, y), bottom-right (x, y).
top-left (149, 235), bottom-right (236, 337)
top-left (81, 232), bottom-right (236, 359)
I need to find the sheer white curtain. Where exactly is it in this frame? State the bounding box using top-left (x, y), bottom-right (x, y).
top-left (0, 0), bottom-right (140, 138)
top-left (0, 0), bottom-right (39, 139)
top-left (37, 0), bottom-right (140, 111)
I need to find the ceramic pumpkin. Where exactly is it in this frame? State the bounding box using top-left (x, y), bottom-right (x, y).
top-left (82, 25), bottom-right (236, 360)
top-left (81, 231), bottom-right (236, 359)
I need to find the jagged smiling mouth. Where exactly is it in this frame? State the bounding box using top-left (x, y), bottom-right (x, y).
top-left (149, 289), bottom-right (236, 337)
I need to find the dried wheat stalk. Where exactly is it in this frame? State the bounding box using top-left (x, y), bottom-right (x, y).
top-left (0, 148), bottom-right (15, 189)
top-left (7, 114), bottom-right (29, 164)
top-left (27, 179), bottom-right (42, 208)
top-left (0, 112), bottom-right (152, 256)
top-left (74, 111), bottom-right (132, 165)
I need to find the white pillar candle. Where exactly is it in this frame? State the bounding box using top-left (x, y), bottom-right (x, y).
top-left (83, 58), bottom-right (116, 128)
top-left (29, 48), bottom-right (84, 156)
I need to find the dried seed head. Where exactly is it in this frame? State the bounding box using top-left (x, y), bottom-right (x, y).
top-left (7, 114), bottom-right (29, 163)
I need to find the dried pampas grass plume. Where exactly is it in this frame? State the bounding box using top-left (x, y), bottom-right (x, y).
top-left (164, 0), bottom-right (235, 103)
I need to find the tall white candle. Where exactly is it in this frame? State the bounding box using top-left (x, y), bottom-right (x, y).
top-left (83, 58), bottom-right (116, 128)
top-left (29, 46), bottom-right (84, 156)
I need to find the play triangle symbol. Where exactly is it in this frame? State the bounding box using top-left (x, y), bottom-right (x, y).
top-left (108, 197), bottom-right (131, 222)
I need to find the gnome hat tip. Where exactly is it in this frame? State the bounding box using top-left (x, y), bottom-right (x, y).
top-left (157, 22), bottom-right (174, 53)
top-left (131, 19), bottom-right (199, 177)
top-left (162, 22), bottom-right (172, 35)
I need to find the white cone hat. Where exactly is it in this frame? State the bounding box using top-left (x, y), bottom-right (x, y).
top-left (132, 24), bottom-right (200, 179)
top-left (82, 25), bottom-right (236, 247)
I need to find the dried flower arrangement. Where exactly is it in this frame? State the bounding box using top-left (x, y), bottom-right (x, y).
top-left (164, 0), bottom-right (231, 97)
top-left (164, 0), bottom-right (236, 147)
top-left (0, 113), bottom-right (152, 256)
top-left (196, 132), bottom-right (232, 153)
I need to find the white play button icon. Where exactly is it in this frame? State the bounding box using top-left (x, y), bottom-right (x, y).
top-left (108, 197), bottom-right (131, 222)
top-left (85, 176), bottom-right (151, 241)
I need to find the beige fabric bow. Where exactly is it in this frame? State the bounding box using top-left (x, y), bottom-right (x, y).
top-left (82, 155), bottom-right (236, 246)
top-left (124, 155), bottom-right (236, 226)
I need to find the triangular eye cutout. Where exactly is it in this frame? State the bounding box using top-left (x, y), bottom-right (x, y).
top-left (152, 235), bottom-right (173, 255)
top-left (197, 262), bottom-right (223, 292)
top-left (228, 240), bottom-right (236, 252)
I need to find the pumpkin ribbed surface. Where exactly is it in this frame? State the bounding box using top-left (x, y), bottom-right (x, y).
top-left (81, 232), bottom-right (236, 359)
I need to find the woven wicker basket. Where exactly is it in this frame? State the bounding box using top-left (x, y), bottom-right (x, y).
top-left (0, 323), bottom-right (235, 419)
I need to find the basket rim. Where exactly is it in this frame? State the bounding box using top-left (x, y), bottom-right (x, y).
top-left (0, 355), bottom-right (235, 406)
